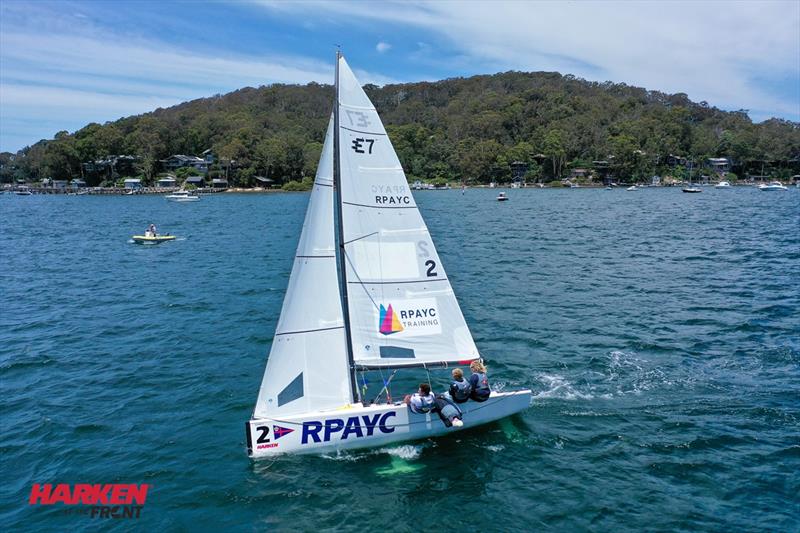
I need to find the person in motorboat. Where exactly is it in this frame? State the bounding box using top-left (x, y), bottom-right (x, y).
top-left (145, 223), bottom-right (157, 238)
top-left (404, 383), bottom-right (436, 414)
top-left (448, 368), bottom-right (472, 403)
top-left (469, 361), bottom-right (491, 402)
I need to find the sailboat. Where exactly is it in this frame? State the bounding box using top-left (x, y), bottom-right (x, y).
top-left (682, 160), bottom-right (701, 193)
top-left (245, 53), bottom-right (532, 458)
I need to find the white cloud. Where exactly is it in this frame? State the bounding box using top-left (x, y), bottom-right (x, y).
top-left (261, 0), bottom-right (800, 122)
top-left (376, 41), bottom-right (392, 53)
top-left (0, 19), bottom-right (397, 151)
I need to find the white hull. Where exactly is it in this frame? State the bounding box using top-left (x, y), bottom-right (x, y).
top-left (246, 390), bottom-right (531, 458)
top-left (166, 197), bottom-right (200, 202)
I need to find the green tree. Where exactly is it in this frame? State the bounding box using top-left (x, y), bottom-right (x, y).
top-left (543, 129), bottom-right (567, 179)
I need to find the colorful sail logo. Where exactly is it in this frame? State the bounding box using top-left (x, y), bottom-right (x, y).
top-left (379, 304), bottom-right (404, 335)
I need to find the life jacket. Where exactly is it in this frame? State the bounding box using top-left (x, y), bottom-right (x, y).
top-left (450, 378), bottom-right (472, 403)
top-left (410, 392), bottom-right (436, 414)
top-left (470, 372), bottom-right (490, 401)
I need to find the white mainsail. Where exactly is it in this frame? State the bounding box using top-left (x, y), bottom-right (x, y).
top-left (253, 117), bottom-right (352, 417)
top-left (336, 57), bottom-right (480, 369)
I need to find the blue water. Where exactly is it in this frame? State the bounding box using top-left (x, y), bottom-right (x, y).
top-left (1, 188), bottom-right (798, 531)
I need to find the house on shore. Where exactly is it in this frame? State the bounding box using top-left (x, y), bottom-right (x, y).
top-left (201, 149), bottom-right (216, 165)
top-left (211, 178), bottom-right (228, 189)
top-left (707, 157), bottom-right (729, 174)
top-left (124, 178), bottom-right (142, 189)
top-left (83, 155), bottom-right (138, 179)
top-left (666, 154), bottom-right (687, 167)
top-left (510, 161), bottom-right (529, 184)
top-left (157, 176), bottom-right (177, 188)
top-left (569, 168), bottom-right (590, 181)
top-left (70, 178), bottom-right (86, 189)
top-left (253, 176), bottom-right (276, 188)
top-left (184, 176), bottom-right (205, 188)
top-left (161, 155), bottom-right (208, 174)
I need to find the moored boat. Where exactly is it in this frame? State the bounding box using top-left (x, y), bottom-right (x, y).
top-left (165, 190), bottom-right (200, 202)
top-left (497, 191), bottom-right (509, 201)
top-left (758, 181), bottom-right (787, 191)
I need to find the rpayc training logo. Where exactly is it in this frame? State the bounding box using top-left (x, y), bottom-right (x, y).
top-left (378, 303), bottom-right (404, 335)
top-left (29, 483), bottom-right (149, 519)
top-left (378, 299), bottom-right (441, 337)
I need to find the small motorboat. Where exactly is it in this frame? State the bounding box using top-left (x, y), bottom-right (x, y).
top-left (758, 181), bottom-right (787, 191)
top-left (715, 181), bottom-right (731, 188)
top-left (626, 185), bottom-right (637, 191)
top-left (605, 186), bottom-right (613, 190)
top-left (165, 190), bottom-right (200, 202)
top-left (496, 192), bottom-right (509, 201)
top-left (133, 224), bottom-right (176, 244)
top-left (682, 187), bottom-right (702, 193)
top-left (132, 233), bottom-right (176, 244)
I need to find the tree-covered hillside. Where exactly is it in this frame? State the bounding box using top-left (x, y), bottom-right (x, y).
top-left (2, 71), bottom-right (798, 185)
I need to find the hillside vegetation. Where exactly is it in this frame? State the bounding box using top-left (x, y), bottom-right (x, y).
top-left (2, 71), bottom-right (798, 185)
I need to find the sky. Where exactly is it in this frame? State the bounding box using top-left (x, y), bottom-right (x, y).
top-left (1, 0), bottom-right (798, 152)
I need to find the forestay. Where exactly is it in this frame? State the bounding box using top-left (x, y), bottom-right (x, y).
top-left (253, 117), bottom-right (352, 417)
top-left (336, 57), bottom-right (480, 369)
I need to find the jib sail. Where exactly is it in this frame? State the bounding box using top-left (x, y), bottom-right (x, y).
top-left (253, 117), bottom-right (352, 417)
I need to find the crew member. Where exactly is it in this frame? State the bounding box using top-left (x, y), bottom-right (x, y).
top-left (469, 361), bottom-right (491, 402)
top-left (404, 383), bottom-right (436, 414)
top-left (448, 368), bottom-right (472, 403)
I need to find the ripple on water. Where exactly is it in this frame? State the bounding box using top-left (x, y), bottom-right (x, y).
top-left (1, 190), bottom-right (798, 531)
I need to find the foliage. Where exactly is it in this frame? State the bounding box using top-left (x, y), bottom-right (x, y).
top-left (281, 177), bottom-right (313, 191)
top-left (175, 166), bottom-right (201, 178)
top-left (2, 72), bottom-right (798, 185)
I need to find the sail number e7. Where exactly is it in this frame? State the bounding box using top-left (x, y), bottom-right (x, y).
top-left (351, 138), bottom-right (375, 154)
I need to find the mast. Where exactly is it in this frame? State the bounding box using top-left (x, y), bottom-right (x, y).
top-left (333, 50), bottom-right (360, 404)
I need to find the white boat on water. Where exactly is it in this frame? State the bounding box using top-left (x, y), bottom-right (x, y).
top-left (165, 190), bottom-right (200, 202)
top-left (497, 191), bottom-right (509, 201)
top-left (715, 181), bottom-right (731, 188)
top-left (758, 181), bottom-right (787, 191)
top-left (245, 53), bottom-right (531, 458)
top-left (683, 160), bottom-right (702, 193)
top-left (626, 185), bottom-right (637, 191)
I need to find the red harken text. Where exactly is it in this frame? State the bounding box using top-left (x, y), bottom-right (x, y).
top-left (29, 484), bottom-right (149, 505)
